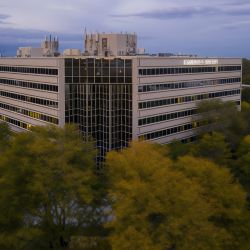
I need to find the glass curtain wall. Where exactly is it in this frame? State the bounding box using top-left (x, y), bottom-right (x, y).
top-left (65, 58), bottom-right (132, 162)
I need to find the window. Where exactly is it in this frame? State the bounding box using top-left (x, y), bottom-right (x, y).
top-left (139, 121), bottom-right (202, 140)
top-left (0, 78), bottom-right (58, 92)
top-left (138, 66), bottom-right (218, 76)
top-left (0, 66), bottom-right (58, 75)
top-left (137, 78), bottom-right (241, 93)
top-left (0, 91), bottom-right (58, 108)
top-left (139, 89), bottom-right (240, 109)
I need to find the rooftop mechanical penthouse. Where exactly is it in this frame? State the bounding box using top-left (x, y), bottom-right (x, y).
top-left (0, 33), bottom-right (242, 161)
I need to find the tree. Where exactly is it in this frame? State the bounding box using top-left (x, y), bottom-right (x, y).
top-left (197, 99), bottom-right (247, 148)
top-left (242, 58), bottom-right (250, 84)
top-left (0, 122), bottom-right (12, 153)
top-left (166, 140), bottom-right (191, 160)
top-left (190, 132), bottom-right (231, 166)
top-left (232, 135), bottom-right (250, 195)
top-left (242, 88), bottom-right (250, 103)
top-left (175, 156), bottom-right (250, 250)
top-left (106, 142), bottom-right (249, 250)
top-left (241, 101), bottom-right (250, 135)
top-left (0, 125), bottom-right (100, 249)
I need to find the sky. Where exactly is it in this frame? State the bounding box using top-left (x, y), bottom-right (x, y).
top-left (0, 0), bottom-right (250, 58)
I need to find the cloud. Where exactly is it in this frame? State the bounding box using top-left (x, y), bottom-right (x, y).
top-left (0, 26), bottom-right (81, 43)
top-left (0, 26), bottom-right (83, 56)
top-left (0, 0), bottom-right (250, 58)
top-left (223, 0), bottom-right (250, 6)
top-left (112, 6), bottom-right (218, 19)
top-left (111, 4), bottom-right (250, 20)
top-left (139, 35), bottom-right (156, 41)
top-left (225, 8), bottom-right (250, 16)
top-left (217, 20), bottom-right (250, 30)
top-left (0, 13), bottom-right (10, 24)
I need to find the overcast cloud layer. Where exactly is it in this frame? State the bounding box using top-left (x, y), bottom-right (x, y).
top-left (0, 0), bottom-right (250, 57)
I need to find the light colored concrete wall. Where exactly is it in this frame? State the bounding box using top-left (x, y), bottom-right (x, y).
top-left (0, 109), bottom-right (55, 127)
top-left (0, 72), bottom-right (59, 84)
top-left (0, 84), bottom-right (59, 100)
top-left (138, 84), bottom-right (241, 101)
top-left (0, 57), bottom-right (65, 131)
top-left (0, 96), bottom-right (59, 116)
top-left (0, 57), bottom-right (60, 67)
top-left (132, 58), bottom-right (139, 140)
top-left (138, 57), bottom-right (241, 67)
top-left (58, 58), bottom-right (65, 127)
top-left (133, 56), bottom-right (242, 144)
top-left (139, 72), bottom-right (241, 84)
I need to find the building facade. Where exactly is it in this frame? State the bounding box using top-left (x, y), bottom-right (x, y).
top-left (0, 57), bottom-right (64, 132)
top-left (0, 56), bottom-right (242, 160)
top-left (135, 57), bottom-right (241, 145)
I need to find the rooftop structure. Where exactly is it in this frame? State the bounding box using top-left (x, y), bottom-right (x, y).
top-left (17, 35), bottom-right (60, 58)
top-left (84, 32), bottom-right (137, 56)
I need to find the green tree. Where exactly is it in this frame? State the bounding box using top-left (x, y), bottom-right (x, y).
top-left (0, 122), bottom-right (12, 153)
top-left (0, 125), bottom-right (100, 249)
top-left (166, 140), bottom-right (191, 160)
top-left (106, 142), bottom-right (249, 250)
top-left (241, 101), bottom-right (250, 134)
top-left (190, 132), bottom-right (231, 166)
top-left (242, 58), bottom-right (250, 84)
top-left (242, 88), bottom-right (250, 103)
top-left (175, 156), bottom-right (250, 250)
top-left (197, 99), bottom-right (247, 148)
top-left (233, 135), bottom-right (250, 194)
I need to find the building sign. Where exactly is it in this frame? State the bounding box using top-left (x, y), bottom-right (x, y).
top-left (183, 59), bottom-right (218, 66)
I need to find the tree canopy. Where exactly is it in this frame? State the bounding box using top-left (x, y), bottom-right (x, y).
top-left (196, 99), bottom-right (248, 148)
top-left (106, 142), bottom-right (250, 250)
top-left (232, 135), bottom-right (250, 195)
top-left (242, 58), bottom-right (250, 84)
top-left (0, 122), bottom-right (12, 154)
top-left (0, 125), bottom-right (100, 249)
top-left (189, 132), bottom-right (231, 166)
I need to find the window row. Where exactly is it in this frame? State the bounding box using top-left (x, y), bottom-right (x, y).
top-left (218, 66), bottom-right (241, 72)
top-left (0, 78), bottom-right (58, 92)
top-left (0, 115), bottom-right (31, 130)
top-left (139, 89), bottom-right (241, 109)
top-left (138, 67), bottom-right (216, 76)
top-left (0, 66), bottom-right (58, 75)
top-left (138, 65), bottom-right (241, 76)
top-left (65, 58), bottom-right (132, 84)
top-left (65, 67), bottom-right (132, 77)
top-left (0, 91), bottom-right (58, 108)
top-left (0, 102), bottom-right (59, 124)
top-left (139, 121), bottom-right (202, 140)
top-left (65, 76), bottom-right (133, 84)
top-left (138, 78), bottom-right (241, 93)
top-left (138, 108), bottom-right (197, 126)
top-left (65, 58), bottom-right (132, 68)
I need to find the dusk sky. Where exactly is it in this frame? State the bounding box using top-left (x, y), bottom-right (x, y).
top-left (0, 0), bottom-right (250, 57)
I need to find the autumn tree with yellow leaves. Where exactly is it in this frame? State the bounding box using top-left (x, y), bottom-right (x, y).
top-left (106, 142), bottom-right (250, 250)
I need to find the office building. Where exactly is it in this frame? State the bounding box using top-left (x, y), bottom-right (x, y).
top-left (0, 34), bottom-right (242, 161)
